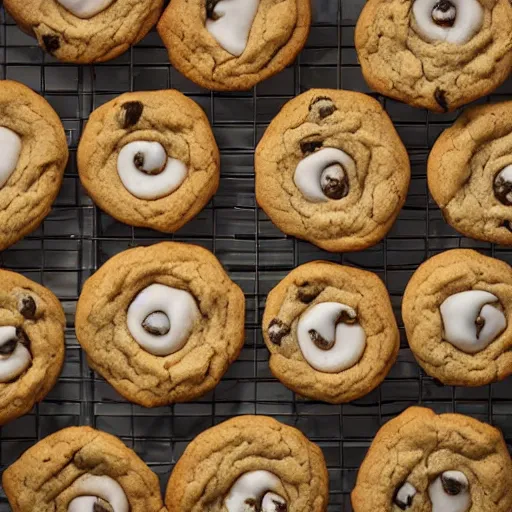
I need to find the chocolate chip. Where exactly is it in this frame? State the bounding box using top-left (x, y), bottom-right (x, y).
top-left (493, 170), bottom-right (512, 205)
top-left (268, 319), bottom-right (290, 346)
top-left (432, 0), bottom-right (456, 27)
top-left (19, 296), bottom-right (36, 320)
top-left (475, 315), bottom-right (485, 338)
top-left (244, 498), bottom-right (257, 510)
top-left (297, 284), bottom-right (322, 304)
top-left (274, 501), bottom-right (288, 512)
top-left (309, 96), bottom-right (337, 119)
top-left (134, 152), bottom-right (145, 171)
top-left (206, 0), bottom-right (221, 20)
top-left (441, 473), bottom-right (465, 495)
top-left (121, 101), bottom-right (144, 129)
top-left (501, 221), bottom-right (512, 232)
top-left (393, 482), bottom-right (417, 510)
top-left (16, 327), bottom-right (30, 348)
top-left (337, 309), bottom-right (357, 325)
top-left (309, 329), bottom-right (334, 350)
top-left (142, 311), bottom-right (170, 336)
top-left (42, 35), bottom-right (60, 54)
top-left (93, 500), bottom-right (112, 512)
top-left (434, 88), bottom-right (449, 112)
top-left (320, 163), bottom-right (349, 200)
top-left (300, 140), bottom-right (323, 155)
top-left (0, 337), bottom-right (17, 356)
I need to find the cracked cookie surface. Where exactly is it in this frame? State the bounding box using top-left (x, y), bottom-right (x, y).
top-left (4, 0), bottom-right (163, 63)
top-left (255, 89), bottom-right (410, 252)
top-left (0, 269), bottom-right (65, 425)
top-left (355, 0), bottom-right (512, 112)
top-left (165, 415), bottom-right (328, 512)
top-left (75, 242), bottom-right (245, 407)
top-left (429, 101), bottom-right (512, 245)
top-left (2, 426), bottom-right (166, 511)
top-left (157, 0), bottom-right (311, 91)
top-left (352, 406), bottom-right (512, 512)
top-left (262, 261), bottom-right (399, 403)
top-left (402, 249), bottom-right (512, 386)
top-left (78, 90), bottom-right (219, 233)
top-left (0, 80), bottom-right (68, 252)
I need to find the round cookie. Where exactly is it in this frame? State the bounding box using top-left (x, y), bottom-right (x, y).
top-left (355, 0), bottom-right (512, 112)
top-left (4, 0), bottom-right (163, 63)
top-left (0, 80), bottom-right (68, 251)
top-left (429, 101), bottom-right (512, 245)
top-left (351, 406), bottom-right (512, 512)
top-left (157, 0), bottom-right (311, 91)
top-left (255, 89), bottom-right (410, 252)
top-left (166, 415), bottom-right (328, 511)
top-left (75, 242), bottom-right (245, 407)
top-left (2, 426), bottom-right (166, 511)
top-left (402, 249), bottom-right (512, 386)
top-left (78, 90), bottom-right (219, 233)
top-left (262, 261), bottom-right (399, 403)
top-left (0, 269), bottom-right (65, 425)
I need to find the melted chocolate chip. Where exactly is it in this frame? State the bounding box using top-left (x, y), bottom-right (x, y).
top-left (441, 474), bottom-right (465, 495)
top-left (134, 152), bottom-right (145, 171)
top-left (309, 96), bottom-right (337, 119)
top-left (274, 501), bottom-right (288, 512)
top-left (142, 311), bottom-right (170, 336)
top-left (475, 315), bottom-right (485, 338)
top-left (300, 140), bottom-right (323, 155)
top-left (0, 337), bottom-right (17, 356)
top-left (244, 498), bottom-right (257, 509)
top-left (337, 309), bottom-right (356, 325)
top-left (432, 0), bottom-right (456, 27)
top-left (320, 163), bottom-right (349, 200)
top-left (16, 327), bottom-right (30, 348)
top-left (206, 0), bottom-right (221, 19)
top-left (297, 284), bottom-right (322, 304)
top-left (501, 221), bottom-right (512, 232)
top-left (434, 88), bottom-right (449, 112)
top-left (43, 35), bottom-right (60, 54)
top-left (19, 296), bottom-right (36, 320)
top-left (121, 101), bottom-right (144, 129)
top-left (309, 329), bottom-right (334, 350)
top-left (93, 502), bottom-right (111, 512)
top-left (493, 171), bottom-right (512, 205)
top-left (268, 319), bottom-right (290, 346)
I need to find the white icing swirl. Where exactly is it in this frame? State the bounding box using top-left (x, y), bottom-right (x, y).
top-left (428, 471), bottom-right (471, 512)
top-left (294, 147), bottom-right (355, 203)
top-left (0, 127), bottom-right (22, 189)
top-left (440, 290), bottom-right (506, 353)
top-left (117, 141), bottom-right (187, 200)
top-left (296, 302), bottom-right (366, 373)
top-left (127, 284), bottom-right (199, 356)
top-left (225, 471), bottom-right (285, 512)
top-left (0, 326), bottom-right (31, 383)
top-left (412, 0), bottom-right (484, 45)
top-left (67, 475), bottom-right (129, 512)
top-left (56, 0), bottom-right (115, 19)
top-left (206, 0), bottom-right (260, 56)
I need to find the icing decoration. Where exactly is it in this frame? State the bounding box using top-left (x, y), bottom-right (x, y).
top-left (0, 127), bottom-right (22, 189)
top-left (0, 326), bottom-right (31, 382)
top-left (428, 471), bottom-right (471, 512)
top-left (394, 482), bottom-right (417, 510)
top-left (67, 475), bottom-right (129, 512)
top-left (56, 0), bottom-right (115, 19)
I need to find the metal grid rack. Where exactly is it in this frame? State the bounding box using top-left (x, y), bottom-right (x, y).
top-left (0, 1), bottom-right (511, 510)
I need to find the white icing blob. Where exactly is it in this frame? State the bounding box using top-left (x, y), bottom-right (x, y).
top-left (428, 471), bottom-right (471, 512)
top-left (412, 0), bottom-right (484, 45)
top-left (296, 302), bottom-right (366, 373)
top-left (0, 127), bottom-right (22, 189)
top-left (56, 0), bottom-right (115, 19)
top-left (0, 326), bottom-right (31, 383)
top-left (225, 471), bottom-right (284, 512)
top-left (440, 290), bottom-right (506, 353)
top-left (394, 482), bottom-right (417, 509)
top-left (206, 0), bottom-right (260, 56)
top-left (294, 147), bottom-right (355, 203)
top-left (127, 284), bottom-right (199, 356)
top-left (67, 475), bottom-right (129, 512)
top-left (117, 141), bottom-right (188, 200)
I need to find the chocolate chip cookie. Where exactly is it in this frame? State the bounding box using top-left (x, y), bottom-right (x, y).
top-left (166, 415), bottom-right (328, 512)
top-left (262, 261), bottom-right (399, 403)
top-left (0, 80), bottom-right (68, 251)
top-left (4, 0), bottom-right (163, 63)
top-left (157, 0), bottom-right (311, 91)
top-left (403, 249), bottom-right (512, 386)
top-left (352, 406), bottom-right (512, 512)
top-left (429, 101), bottom-right (512, 245)
top-left (76, 242), bottom-right (245, 407)
top-left (0, 269), bottom-right (65, 425)
top-left (255, 89), bottom-right (410, 252)
top-left (78, 90), bottom-right (219, 233)
top-left (355, 0), bottom-right (512, 112)
top-left (3, 426), bottom-right (166, 511)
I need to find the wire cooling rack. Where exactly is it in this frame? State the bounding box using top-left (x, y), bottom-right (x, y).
top-left (1, 1), bottom-right (512, 510)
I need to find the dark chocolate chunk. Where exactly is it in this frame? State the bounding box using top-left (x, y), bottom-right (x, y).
top-left (441, 473), bottom-right (465, 495)
top-left (206, 0), bottom-right (221, 20)
top-left (309, 96), bottom-right (337, 119)
top-left (42, 35), bottom-right (60, 54)
top-left (268, 319), bottom-right (290, 346)
top-left (308, 329), bottom-right (334, 350)
top-left (434, 88), bottom-right (449, 112)
top-left (320, 163), bottom-right (349, 200)
top-left (19, 296), bottom-right (36, 320)
top-left (300, 140), bottom-right (323, 155)
top-left (121, 101), bottom-right (144, 129)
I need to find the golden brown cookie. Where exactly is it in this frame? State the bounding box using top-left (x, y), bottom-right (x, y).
top-left (166, 415), bottom-right (328, 512)
top-left (0, 80), bottom-right (68, 251)
top-left (4, 0), bottom-right (163, 63)
top-left (2, 426), bottom-right (166, 511)
top-left (78, 90), bottom-right (219, 233)
top-left (355, 0), bottom-right (512, 112)
top-left (352, 406), bottom-right (512, 512)
top-left (255, 89), bottom-right (410, 252)
top-left (76, 242), bottom-right (245, 407)
top-left (262, 261), bottom-right (399, 403)
top-left (157, 0), bottom-right (311, 91)
top-left (0, 269), bottom-right (65, 426)
top-left (402, 249), bottom-right (512, 386)
top-left (429, 101), bottom-right (512, 245)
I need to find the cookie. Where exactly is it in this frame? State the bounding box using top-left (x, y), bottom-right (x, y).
top-left (0, 269), bottom-right (65, 425)
top-left (255, 89), bottom-right (410, 252)
top-left (429, 101), bottom-right (512, 245)
top-left (262, 261), bottom-right (399, 403)
top-left (157, 0), bottom-right (311, 91)
top-left (76, 242), bottom-right (245, 407)
top-left (351, 406), bottom-right (512, 512)
top-left (0, 80), bottom-right (68, 251)
top-left (355, 0), bottom-right (512, 112)
top-left (166, 415), bottom-right (328, 511)
top-left (4, 0), bottom-right (163, 63)
top-left (2, 426), bottom-right (166, 511)
top-left (78, 90), bottom-right (219, 233)
top-left (402, 249), bottom-right (512, 386)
